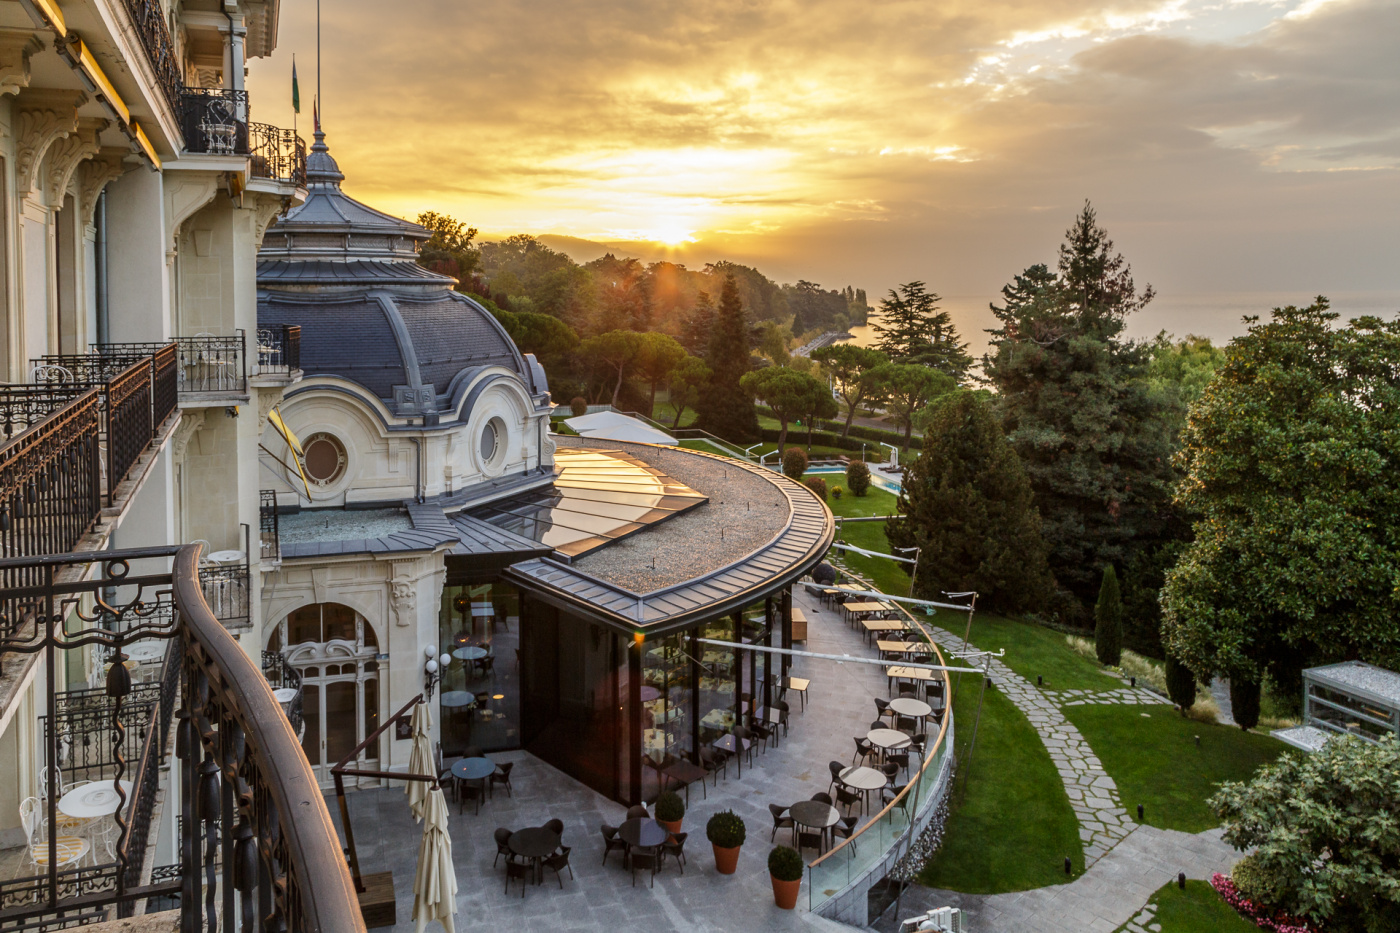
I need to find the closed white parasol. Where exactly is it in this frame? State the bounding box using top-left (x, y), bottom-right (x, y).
top-left (412, 785), bottom-right (456, 933)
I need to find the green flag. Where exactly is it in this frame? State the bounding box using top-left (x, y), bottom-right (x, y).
top-left (292, 58), bottom-right (300, 114)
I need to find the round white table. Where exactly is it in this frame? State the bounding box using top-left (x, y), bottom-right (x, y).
top-left (206, 549), bottom-right (245, 565)
top-left (272, 687), bottom-right (298, 704)
top-left (439, 691), bottom-right (475, 709)
top-left (866, 728), bottom-right (912, 751)
top-left (59, 780), bottom-right (133, 819)
top-left (123, 642), bottom-right (167, 663)
top-left (838, 765), bottom-right (888, 791)
top-left (889, 697), bottom-right (932, 719)
top-left (452, 646), bottom-right (487, 661)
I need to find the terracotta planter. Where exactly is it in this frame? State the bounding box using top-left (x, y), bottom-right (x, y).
top-left (771, 875), bottom-right (800, 910)
top-left (712, 843), bottom-right (741, 874)
top-left (659, 818), bottom-right (682, 837)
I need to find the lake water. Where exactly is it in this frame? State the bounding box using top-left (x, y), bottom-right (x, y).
top-left (846, 291), bottom-right (1400, 360)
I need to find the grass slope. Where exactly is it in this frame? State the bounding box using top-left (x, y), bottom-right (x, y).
top-left (929, 612), bottom-right (1123, 694)
top-left (1066, 704), bottom-right (1287, 833)
top-left (918, 680), bottom-right (1085, 893)
top-left (1113, 880), bottom-right (1258, 933)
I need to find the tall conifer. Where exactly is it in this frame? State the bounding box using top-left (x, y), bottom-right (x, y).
top-left (697, 274), bottom-right (759, 441)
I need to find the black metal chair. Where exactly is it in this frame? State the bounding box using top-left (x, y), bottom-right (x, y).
top-left (750, 717), bottom-right (776, 753)
top-left (769, 804), bottom-right (794, 842)
top-left (833, 815), bottom-right (859, 854)
top-left (888, 751), bottom-right (911, 778)
top-left (543, 818), bottom-right (564, 841)
top-left (661, 831), bottom-right (688, 874)
top-left (600, 824), bottom-right (627, 866)
top-left (504, 858), bottom-right (532, 897)
top-left (543, 845), bottom-right (573, 887)
top-left (796, 830), bottom-right (823, 854)
top-left (490, 761), bottom-right (514, 798)
top-left (874, 697), bottom-right (892, 721)
top-left (895, 715), bottom-right (918, 734)
top-left (910, 733), bottom-right (928, 758)
top-left (493, 828), bottom-right (513, 868)
top-left (459, 779), bottom-right (485, 816)
top-left (852, 736), bottom-right (875, 766)
top-left (732, 726), bottom-right (756, 768)
top-left (827, 760), bottom-right (845, 796)
top-left (810, 792), bottom-right (834, 806)
top-left (625, 804), bottom-right (649, 821)
top-left (835, 785), bottom-right (863, 816)
top-left (882, 783), bottom-right (911, 821)
top-left (629, 845), bottom-right (659, 887)
top-left (772, 699), bottom-right (791, 737)
top-left (700, 745), bottom-right (727, 784)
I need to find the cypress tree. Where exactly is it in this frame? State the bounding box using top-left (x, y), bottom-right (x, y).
top-left (885, 391), bottom-right (1053, 613)
top-left (1164, 654), bottom-right (1196, 715)
top-left (1094, 565), bottom-right (1123, 666)
top-left (696, 273), bottom-right (759, 442)
top-left (1230, 678), bottom-right (1261, 731)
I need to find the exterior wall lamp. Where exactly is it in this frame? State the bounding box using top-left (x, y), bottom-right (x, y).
top-left (423, 645), bottom-right (450, 700)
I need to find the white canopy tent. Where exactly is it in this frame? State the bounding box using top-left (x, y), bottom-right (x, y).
top-left (563, 410), bottom-right (677, 445)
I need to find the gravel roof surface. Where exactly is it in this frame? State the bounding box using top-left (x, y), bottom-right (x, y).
top-left (1311, 660), bottom-right (1400, 703)
top-left (564, 438), bottom-right (790, 592)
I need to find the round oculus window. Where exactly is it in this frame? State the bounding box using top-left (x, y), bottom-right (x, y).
top-left (479, 416), bottom-right (508, 471)
top-left (303, 433), bottom-right (348, 487)
top-left (480, 422), bottom-right (498, 462)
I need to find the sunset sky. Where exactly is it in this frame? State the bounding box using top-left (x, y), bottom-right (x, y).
top-left (247, 0), bottom-right (1399, 336)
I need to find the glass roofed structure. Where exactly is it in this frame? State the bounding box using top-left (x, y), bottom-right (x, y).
top-left (255, 131), bottom-right (833, 805)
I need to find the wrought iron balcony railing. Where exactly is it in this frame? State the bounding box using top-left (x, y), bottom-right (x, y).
top-left (250, 122), bottom-right (308, 186)
top-left (257, 324), bottom-right (302, 375)
top-left (91, 334), bottom-right (247, 395)
top-left (31, 345), bottom-right (177, 506)
top-left (179, 86), bottom-right (250, 156)
top-left (260, 488), bottom-right (281, 562)
top-left (262, 650), bottom-right (306, 740)
top-left (0, 545), bottom-right (365, 932)
top-left (119, 0), bottom-right (183, 114)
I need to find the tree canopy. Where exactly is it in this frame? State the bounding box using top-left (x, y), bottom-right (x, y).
top-left (1160, 300), bottom-right (1400, 693)
top-left (579, 330), bottom-right (646, 407)
top-left (869, 362), bottom-right (956, 449)
top-left (811, 344), bottom-right (887, 439)
top-left (872, 281), bottom-right (972, 380)
top-left (740, 367), bottom-right (830, 452)
top-left (697, 274), bottom-right (760, 441)
top-left (982, 203), bottom-right (1174, 620)
top-left (886, 391), bottom-right (1053, 613)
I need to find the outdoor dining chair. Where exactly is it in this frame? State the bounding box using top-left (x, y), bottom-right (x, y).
top-left (772, 699), bottom-right (791, 737)
top-left (459, 779), bottom-right (486, 816)
top-left (626, 804), bottom-right (649, 821)
top-left (630, 845), bottom-right (659, 887)
top-left (910, 733), bottom-right (928, 758)
top-left (833, 815), bottom-right (859, 854)
top-left (543, 818), bottom-right (564, 840)
top-left (769, 804), bottom-right (794, 842)
top-left (835, 785), bottom-right (863, 816)
top-left (490, 762), bottom-right (515, 798)
top-left (809, 792), bottom-right (834, 806)
top-left (827, 760), bottom-right (845, 796)
top-left (896, 715), bottom-right (918, 734)
top-left (882, 783), bottom-right (912, 821)
top-left (852, 736), bottom-right (875, 766)
top-left (600, 824), bottom-right (628, 866)
top-left (504, 858), bottom-right (532, 897)
top-left (700, 745), bottom-right (727, 784)
top-left (493, 828), bottom-right (513, 868)
top-left (661, 831), bottom-right (688, 874)
top-left (888, 751), bottom-right (911, 778)
top-left (543, 845), bottom-right (573, 887)
top-left (732, 726), bottom-right (757, 768)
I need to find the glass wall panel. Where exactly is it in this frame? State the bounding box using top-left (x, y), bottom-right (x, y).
top-left (698, 616), bottom-right (737, 746)
top-left (438, 581), bottom-right (522, 753)
top-left (325, 681), bottom-right (357, 763)
top-left (641, 633), bottom-right (693, 800)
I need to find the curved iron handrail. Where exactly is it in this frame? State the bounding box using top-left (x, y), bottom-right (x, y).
top-left (807, 567), bottom-right (953, 869)
top-left (173, 545), bottom-right (364, 933)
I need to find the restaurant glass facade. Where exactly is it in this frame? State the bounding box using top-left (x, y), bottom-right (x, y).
top-left (437, 582), bottom-right (523, 754)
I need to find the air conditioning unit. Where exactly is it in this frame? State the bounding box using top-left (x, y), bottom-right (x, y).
top-left (900, 906), bottom-right (964, 932)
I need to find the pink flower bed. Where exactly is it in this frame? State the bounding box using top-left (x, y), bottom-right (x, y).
top-left (1211, 873), bottom-right (1316, 933)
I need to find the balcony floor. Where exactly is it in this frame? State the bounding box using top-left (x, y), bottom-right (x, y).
top-left (335, 586), bottom-right (909, 932)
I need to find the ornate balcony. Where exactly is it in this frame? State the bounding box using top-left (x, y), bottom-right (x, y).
top-left (250, 123), bottom-right (308, 187)
top-left (257, 324), bottom-right (302, 375)
top-left (260, 488), bottom-right (281, 562)
top-left (0, 545), bottom-right (365, 931)
top-left (90, 335), bottom-right (247, 397)
top-left (179, 87), bottom-right (251, 156)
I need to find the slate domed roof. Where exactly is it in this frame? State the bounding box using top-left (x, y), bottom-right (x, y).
top-left (257, 130), bottom-right (548, 422)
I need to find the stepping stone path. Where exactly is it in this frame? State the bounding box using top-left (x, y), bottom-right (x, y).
top-left (926, 628), bottom-right (1157, 866)
top-left (1057, 687), bottom-right (1170, 707)
top-left (1121, 900), bottom-right (1163, 933)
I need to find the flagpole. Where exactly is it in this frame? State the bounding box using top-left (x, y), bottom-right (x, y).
top-left (316, 0), bottom-right (321, 129)
top-left (292, 54), bottom-right (297, 137)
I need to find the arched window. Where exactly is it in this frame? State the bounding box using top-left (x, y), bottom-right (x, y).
top-left (266, 603), bottom-right (381, 785)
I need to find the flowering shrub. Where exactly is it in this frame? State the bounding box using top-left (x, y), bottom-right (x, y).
top-left (1211, 874), bottom-right (1315, 933)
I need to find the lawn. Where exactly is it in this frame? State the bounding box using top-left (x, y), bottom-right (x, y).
top-left (929, 613), bottom-right (1124, 694)
top-left (918, 677), bottom-right (1085, 893)
top-left (820, 485), bottom-right (910, 597)
top-left (1113, 880), bottom-right (1257, 933)
top-left (1066, 703), bottom-right (1287, 833)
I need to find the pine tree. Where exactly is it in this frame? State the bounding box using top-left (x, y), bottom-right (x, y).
top-left (1094, 565), bottom-right (1123, 666)
top-left (1164, 654), bottom-right (1196, 715)
top-left (872, 281), bottom-right (972, 381)
top-left (983, 204), bottom-right (1174, 622)
top-left (697, 274), bottom-right (759, 442)
top-left (885, 391), bottom-right (1053, 613)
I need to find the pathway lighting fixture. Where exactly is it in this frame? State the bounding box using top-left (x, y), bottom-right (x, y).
top-left (1178, 872), bottom-right (1186, 890)
top-left (1137, 804), bottom-right (1144, 819)
top-left (1064, 857), bottom-right (1071, 875)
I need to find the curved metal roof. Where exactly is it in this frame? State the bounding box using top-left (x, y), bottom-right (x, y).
top-left (497, 445), bottom-right (834, 635)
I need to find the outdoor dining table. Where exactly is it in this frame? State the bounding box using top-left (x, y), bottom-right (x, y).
top-left (842, 601), bottom-right (889, 624)
top-left (509, 826), bottom-right (562, 883)
top-left (866, 727), bottom-right (912, 754)
top-left (889, 697), bottom-right (933, 723)
top-left (123, 641), bottom-right (166, 663)
top-left (618, 817), bottom-right (669, 849)
top-left (452, 645), bottom-right (487, 662)
top-left (839, 765), bottom-right (888, 811)
top-left (877, 639), bottom-right (922, 658)
top-left (712, 733), bottom-right (752, 777)
top-left (59, 780), bottom-right (132, 820)
top-left (788, 800), bottom-right (840, 853)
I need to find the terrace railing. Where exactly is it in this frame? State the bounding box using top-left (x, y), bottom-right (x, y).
top-left (0, 388), bottom-right (103, 573)
top-left (250, 122), bottom-right (308, 186)
top-left (256, 323), bottom-right (302, 375)
top-left (118, 0), bottom-right (183, 113)
top-left (91, 334), bottom-right (246, 396)
top-left (805, 567), bottom-right (956, 916)
top-left (0, 544), bottom-right (365, 932)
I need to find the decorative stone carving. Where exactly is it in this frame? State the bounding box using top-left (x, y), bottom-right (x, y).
top-left (255, 388), bottom-right (281, 431)
top-left (163, 174), bottom-right (220, 249)
top-left (78, 149), bottom-right (129, 226)
top-left (0, 30), bottom-right (41, 98)
top-left (390, 579), bottom-right (416, 628)
top-left (15, 90), bottom-right (86, 196)
top-left (250, 194), bottom-right (289, 247)
top-left (171, 410), bottom-right (206, 462)
top-left (44, 117), bottom-right (107, 206)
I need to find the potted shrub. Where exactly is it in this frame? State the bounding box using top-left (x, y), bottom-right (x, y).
top-left (654, 791), bottom-right (685, 836)
top-left (768, 845), bottom-right (803, 909)
top-left (706, 809), bottom-right (746, 875)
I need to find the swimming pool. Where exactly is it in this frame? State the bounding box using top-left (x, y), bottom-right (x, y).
top-left (803, 464), bottom-right (902, 493)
